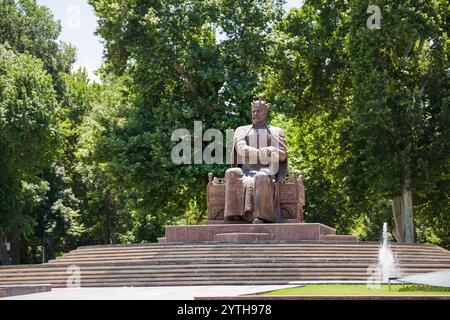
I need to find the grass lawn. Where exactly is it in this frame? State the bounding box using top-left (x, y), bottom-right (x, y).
top-left (259, 284), bottom-right (450, 296)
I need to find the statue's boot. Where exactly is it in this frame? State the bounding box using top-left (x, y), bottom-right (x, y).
top-left (252, 218), bottom-right (264, 224)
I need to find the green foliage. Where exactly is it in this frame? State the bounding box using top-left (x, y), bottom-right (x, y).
top-left (343, 0), bottom-right (449, 243)
top-left (75, 72), bottom-right (136, 244)
top-left (0, 44), bottom-right (58, 232)
top-left (0, 0), bottom-right (76, 97)
top-left (344, 0), bottom-right (449, 198)
top-left (0, 0), bottom-right (81, 263)
top-left (267, 0), bottom-right (449, 244)
top-left (20, 164), bottom-right (84, 263)
top-left (87, 0), bottom-right (285, 240)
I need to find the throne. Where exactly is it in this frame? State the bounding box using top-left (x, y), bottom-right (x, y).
top-left (206, 170), bottom-right (305, 224)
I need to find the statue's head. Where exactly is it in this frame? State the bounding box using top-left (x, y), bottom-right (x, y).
top-left (251, 95), bottom-right (269, 127)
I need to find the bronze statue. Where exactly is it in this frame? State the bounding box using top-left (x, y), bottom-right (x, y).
top-left (224, 96), bottom-right (288, 224)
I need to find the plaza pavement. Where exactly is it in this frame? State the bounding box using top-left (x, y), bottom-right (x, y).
top-left (0, 285), bottom-right (297, 300)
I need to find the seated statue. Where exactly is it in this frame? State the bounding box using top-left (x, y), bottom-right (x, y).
top-left (224, 96), bottom-right (288, 224)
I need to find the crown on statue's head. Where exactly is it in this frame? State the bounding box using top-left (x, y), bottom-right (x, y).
top-left (251, 95), bottom-right (270, 110)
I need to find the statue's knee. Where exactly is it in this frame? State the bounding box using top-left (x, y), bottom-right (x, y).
top-left (225, 168), bottom-right (243, 179)
top-left (254, 172), bottom-right (271, 183)
top-left (254, 171), bottom-right (269, 178)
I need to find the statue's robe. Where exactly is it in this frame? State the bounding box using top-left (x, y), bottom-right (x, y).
top-left (224, 124), bottom-right (287, 222)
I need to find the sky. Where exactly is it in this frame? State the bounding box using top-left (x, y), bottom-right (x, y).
top-left (36, 0), bottom-right (104, 82)
top-left (36, 0), bottom-right (304, 83)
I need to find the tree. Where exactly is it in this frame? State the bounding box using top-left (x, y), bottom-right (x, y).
top-left (76, 71), bottom-right (135, 244)
top-left (344, 0), bottom-right (449, 243)
top-left (0, 0), bottom-right (76, 97)
top-left (21, 164), bottom-right (84, 264)
top-left (0, 44), bottom-right (58, 264)
top-left (268, 0), bottom-right (449, 245)
top-left (88, 0), bottom-right (285, 239)
top-left (0, 0), bottom-right (83, 264)
top-left (266, 0), bottom-right (364, 236)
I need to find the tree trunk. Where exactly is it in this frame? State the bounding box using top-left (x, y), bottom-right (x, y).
top-left (105, 211), bottom-right (113, 245)
top-left (42, 234), bottom-right (46, 264)
top-left (392, 178), bottom-right (415, 243)
top-left (0, 233), bottom-right (11, 265)
top-left (104, 191), bottom-right (116, 245)
top-left (9, 222), bottom-right (21, 265)
top-left (392, 196), bottom-right (404, 242)
top-left (402, 178), bottom-right (414, 243)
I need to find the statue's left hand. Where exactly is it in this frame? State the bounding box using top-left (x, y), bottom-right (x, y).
top-left (267, 146), bottom-right (278, 154)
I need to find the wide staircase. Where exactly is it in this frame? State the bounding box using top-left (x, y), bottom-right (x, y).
top-left (0, 242), bottom-right (450, 287)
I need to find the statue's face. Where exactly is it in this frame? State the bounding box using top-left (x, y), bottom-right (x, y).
top-left (252, 102), bottom-right (268, 126)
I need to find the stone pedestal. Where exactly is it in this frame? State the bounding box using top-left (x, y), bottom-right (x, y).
top-left (161, 223), bottom-right (357, 243)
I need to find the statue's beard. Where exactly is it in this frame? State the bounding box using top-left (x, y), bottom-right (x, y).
top-left (252, 118), bottom-right (266, 125)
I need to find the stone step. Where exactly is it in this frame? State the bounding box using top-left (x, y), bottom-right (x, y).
top-left (0, 263), bottom-right (444, 274)
top-left (0, 268), bottom-right (446, 281)
top-left (0, 264), bottom-right (447, 277)
top-left (72, 242), bottom-right (443, 250)
top-left (61, 246), bottom-right (447, 256)
top-left (0, 267), bottom-right (446, 282)
top-left (53, 249), bottom-right (450, 258)
top-left (0, 271), bottom-right (428, 283)
top-left (61, 250), bottom-right (443, 259)
top-left (322, 235), bottom-right (359, 242)
top-left (1, 242), bottom-right (449, 287)
top-left (54, 253), bottom-right (447, 263)
top-left (0, 285), bottom-right (52, 298)
top-left (71, 242), bottom-right (443, 251)
top-left (3, 261), bottom-right (450, 274)
top-left (1, 265), bottom-right (445, 275)
top-left (59, 254), bottom-right (444, 262)
top-left (45, 259), bottom-right (448, 268)
top-left (59, 251), bottom-right (445, 260)
top-left (41, 259), bottom-right (450, 268)
top-left (0, 271), bottom-right (434, 282)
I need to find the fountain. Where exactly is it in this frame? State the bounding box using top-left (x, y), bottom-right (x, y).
top-left (377, 222), bottom-right (399, 282)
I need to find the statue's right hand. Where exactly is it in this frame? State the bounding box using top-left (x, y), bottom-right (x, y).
top-left (259, 147), bottom-right (271, 157)
top-left (259, 147), bottom-right (272, 165)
